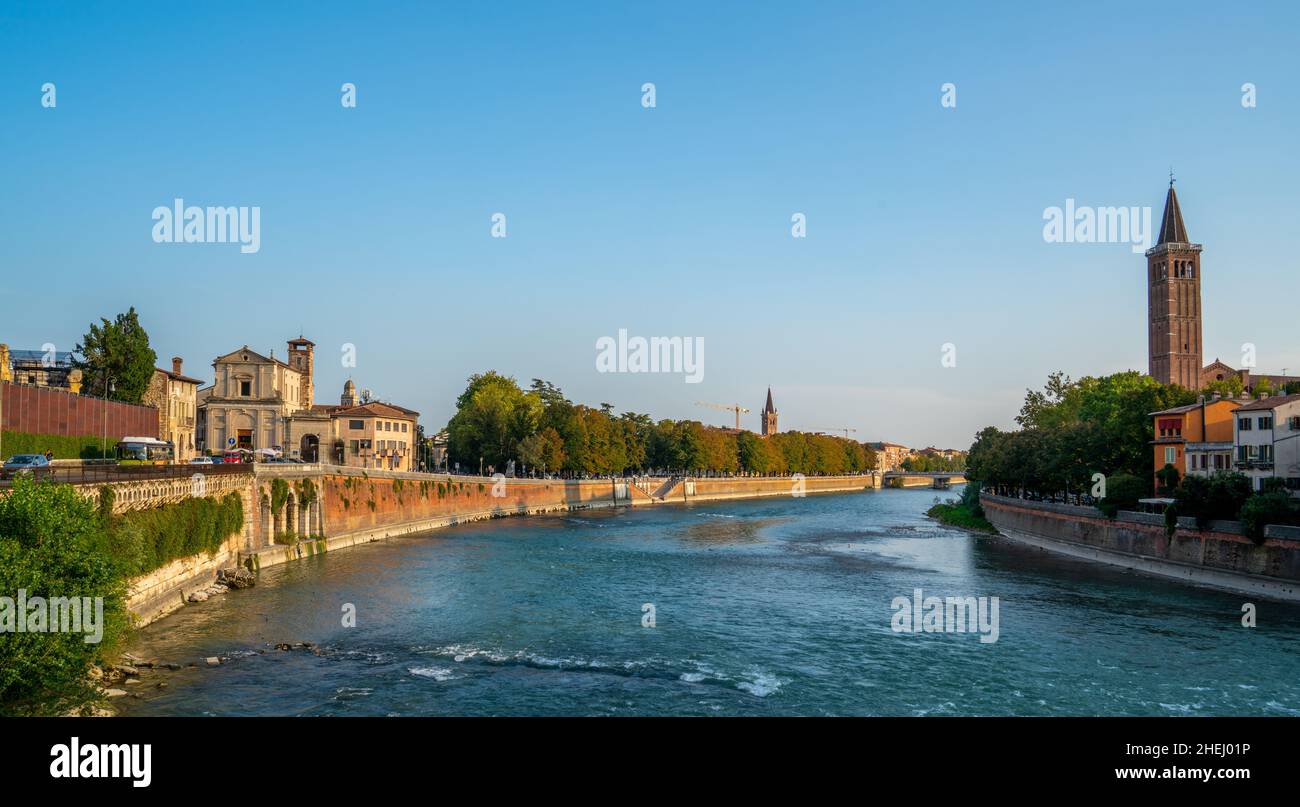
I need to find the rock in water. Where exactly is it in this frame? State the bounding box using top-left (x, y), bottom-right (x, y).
top-left (217, 567), bottom-right (256, 589)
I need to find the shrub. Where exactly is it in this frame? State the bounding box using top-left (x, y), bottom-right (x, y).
top-left (1239, 491), bottom-right (1297, 544)
top-left (1097, 473), bottom-right (1144, 518)
top-left (270, 478), bottom-right (290, 515)
top-left (1173, 472), bottom-right (1252, 529)
top-left (959, 481), bottom-right (983, 517)
top-left (1155, 463), bottom-right (1181, 495)
top-left (0, 479), bottom-right (130, 716)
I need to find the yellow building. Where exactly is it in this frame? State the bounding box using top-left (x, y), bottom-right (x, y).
top-left (144, 357), bottom-right (203, 460)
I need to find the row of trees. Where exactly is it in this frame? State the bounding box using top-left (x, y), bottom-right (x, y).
top-left (445, 372), bottom-right (877, 476)
top-left (967, 371), bottom-right (1197, 498)
top-left (965, 370), bottom-right (1299, 540)
top-left (901, 453), bottom-right (966, 473)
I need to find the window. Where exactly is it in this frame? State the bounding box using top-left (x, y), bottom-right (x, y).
top-left (1259, 416), bottom-right (1273, 430)
top-left (240, 380), bottom-right (251, 397)
top-left (1238, 418), bottom-right (1252, 431)
top-left (359, 439), bottom-right (372, 450)
top-left (384, 422), bottom-right (392, 431)
top-left (349, 440), bottom-right (359, 454)
top-left (1164, 447), bottom-right (1176, 465)
top-left (349, 420), bottom-right (364, 430)
top-left (1260, 445), bottom-right (1273, 462)
top-left (401, 423), bottom-right (408, 433)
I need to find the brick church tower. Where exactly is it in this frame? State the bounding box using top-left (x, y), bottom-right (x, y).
top-left (761, 387), bottom-right (779, 436)
top-left (1146, 179), bottom-right (1203, 389)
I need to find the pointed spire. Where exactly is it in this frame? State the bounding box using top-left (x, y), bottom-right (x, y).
top-left (764, 386), bottom-right (775, 413)
top-left (1156, 177), bottom-right (1189, 245)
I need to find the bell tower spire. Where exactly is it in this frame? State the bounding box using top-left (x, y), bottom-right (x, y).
top-left (1146, 178), bottom-right (1203, 389)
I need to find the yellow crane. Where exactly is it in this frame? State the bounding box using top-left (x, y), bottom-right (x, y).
top-left (694, 401), bottom-right (751, 430)
top-left (816, 427), bottom-right (858, 438)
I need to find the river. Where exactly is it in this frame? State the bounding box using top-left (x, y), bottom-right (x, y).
top-left (118, 487), bottom-right (1300, 716)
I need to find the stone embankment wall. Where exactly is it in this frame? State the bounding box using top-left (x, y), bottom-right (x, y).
top-left (125, 469), bottom-right (880, 625)
top-left (981, 494), bottom-right (1300, 602)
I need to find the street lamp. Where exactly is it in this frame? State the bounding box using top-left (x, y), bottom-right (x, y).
top-left (101, 377), bottom-right (115, 459)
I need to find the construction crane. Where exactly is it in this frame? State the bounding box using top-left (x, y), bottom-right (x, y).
top-left (694, 401), bottom-right (751, 430)
top-left (816, 427), bottom-right (858, 438)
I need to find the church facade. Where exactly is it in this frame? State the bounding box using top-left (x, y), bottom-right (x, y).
top-left (197, 336), bottom-right (419, 469)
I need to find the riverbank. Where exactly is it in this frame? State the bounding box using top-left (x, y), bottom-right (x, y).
top-left (926, 500), bottom-right (996, 534)
top-left (127, 471), bottom-right (882, 628)
top-left (981, 494), bottom-right (1300, 602)
top-left (116, 486), bottom-right (1300, 716)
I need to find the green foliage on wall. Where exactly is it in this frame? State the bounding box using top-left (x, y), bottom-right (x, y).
top-left (1, 430), bottom-right (114, 460)
top-left (110, 492), bottom-right (244, 576)
top-left (270, 478), bottom-right (290, 515)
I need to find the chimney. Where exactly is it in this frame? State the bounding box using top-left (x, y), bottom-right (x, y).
top-left (172, 357), bottom-right (183, 376)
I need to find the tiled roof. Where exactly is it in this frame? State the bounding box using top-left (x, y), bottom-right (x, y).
top-left (335, 402), bottom-right (420, 419)
top-left (1235, 393), bottom-right (1300, 412)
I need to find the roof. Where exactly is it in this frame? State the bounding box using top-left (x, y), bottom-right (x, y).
top-left (1149, 397), bottom-right (1242, 417)
top-left (1156, 182), bottom-right (1189, 245)
top-left (155, 366), bottom-right (204, 385)
top-left (1235, 393), bottom-right (1300, 412)
top-left (213, 345), bottom-right (295, 372)
top-left (763, 387), bottom-right (775, 413)
top-left (334, 402), bottom-right (420, 420)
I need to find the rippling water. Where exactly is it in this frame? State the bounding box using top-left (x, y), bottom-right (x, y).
top-left (118, 487), bottom-right (1300, 716)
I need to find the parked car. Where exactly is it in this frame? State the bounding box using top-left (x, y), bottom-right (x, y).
top-left (189, 456), bottom-right (218, 465)
top-left (2, 454), bottom-right (52, 479)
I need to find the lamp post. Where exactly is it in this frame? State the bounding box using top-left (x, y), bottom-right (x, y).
top-left (101, 377), bottom-right (114, 460)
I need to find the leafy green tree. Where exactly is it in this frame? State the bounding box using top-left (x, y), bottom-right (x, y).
top-left (1098, 473), bottom-right (1145, 518)
top-left (73, 307), bottom-right (158, 403)
top-left (1239, 490), bottom-right (1296, 543)
top-left (446, 372), bottom-right (541, 471)
top-left (518, 427), bottom-right (566, 474)
top-left (1204, 376), bottom-right (1244, 398)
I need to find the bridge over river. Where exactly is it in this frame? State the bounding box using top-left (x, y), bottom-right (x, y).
top-left (881, 471), bottom-right (966, 489)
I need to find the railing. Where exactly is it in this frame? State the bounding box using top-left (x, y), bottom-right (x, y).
top-left (0, 462), bottom-right (253, 487)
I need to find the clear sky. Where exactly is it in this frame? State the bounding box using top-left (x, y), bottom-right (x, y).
top-left (2, 1), bottom-right (1298, 449)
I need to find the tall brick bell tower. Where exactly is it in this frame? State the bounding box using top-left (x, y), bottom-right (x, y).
top-left (1146, 178), bottom-right (1203, 390)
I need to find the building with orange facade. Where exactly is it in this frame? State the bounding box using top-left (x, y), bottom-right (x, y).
top-left (1149, 396), bottom-right (1243, 494)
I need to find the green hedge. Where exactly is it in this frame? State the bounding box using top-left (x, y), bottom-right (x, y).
top-left (1, 430), bottom-right (114, 460)
top-left (107, 491), bottom-right (244, 575)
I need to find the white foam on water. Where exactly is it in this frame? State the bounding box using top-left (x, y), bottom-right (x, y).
top-left (409, 666), bottom-right (457, 681)
top-left (736, 669), bottom-right (783, 697)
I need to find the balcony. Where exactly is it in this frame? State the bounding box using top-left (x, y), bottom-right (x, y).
top-left (1235, 460), bottom-right (1274, 471)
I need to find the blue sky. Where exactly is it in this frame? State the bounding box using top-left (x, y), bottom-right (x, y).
top-left (2, 1), bottom-right (1298, 448)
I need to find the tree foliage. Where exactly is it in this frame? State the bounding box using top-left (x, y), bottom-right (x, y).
top-left (443, 372), bottom-right (876, 476)
top-left (0, 479), bottom-right (130, 716)
top-left (73, 307), bottom-right (158, 404)
top-left (970, 370), bottom-right (1196, 497)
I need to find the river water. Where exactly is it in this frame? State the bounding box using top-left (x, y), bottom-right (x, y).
top-left (118, 487), bottom-right (1300, 716)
